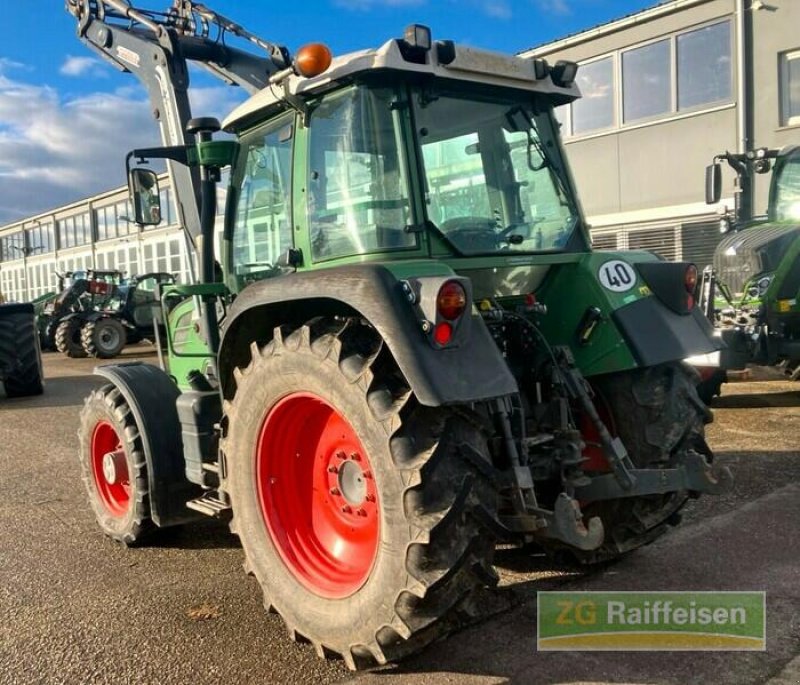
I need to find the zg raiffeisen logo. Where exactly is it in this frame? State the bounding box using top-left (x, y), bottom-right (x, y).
top-left (537, 591), bottom-right (766, 651)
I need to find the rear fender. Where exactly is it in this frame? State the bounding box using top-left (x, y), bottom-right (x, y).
top-left (219, 264), bottom-right (517, 406)
top-left (94, 362), bottom-right (203, 527)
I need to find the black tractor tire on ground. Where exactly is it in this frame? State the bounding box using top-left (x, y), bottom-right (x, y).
top-left (82, 317), bottom-right (127, 359)
top-left (569, 362), bottom-right (712, 565)
top-left (221, 319), bottom-right (501, 669)
top-left (78, 383), bottom-right (154, 545)
top-left (55, 318), bottom-right (88, 358)
top-left (0, 308), bottom-right (44, 398)
top-left (696, 368), bottom-right (727, 405)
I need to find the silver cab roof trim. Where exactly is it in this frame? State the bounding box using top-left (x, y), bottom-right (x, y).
top-left (223, 38), bottom-right (580, 131)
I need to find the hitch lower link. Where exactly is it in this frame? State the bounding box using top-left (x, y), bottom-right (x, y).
top-left (499, 464), bottom-right (606, 551)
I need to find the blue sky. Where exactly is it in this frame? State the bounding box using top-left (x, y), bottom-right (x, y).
top-left (0, 0), bottom-right (652, 224)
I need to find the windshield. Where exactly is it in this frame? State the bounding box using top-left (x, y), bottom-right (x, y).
top-left (413, 91), bottom-right (580, 255)
top-left (772, 148), bottom-right (800, 222)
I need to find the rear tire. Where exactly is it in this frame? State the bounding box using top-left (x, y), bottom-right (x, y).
top-left (0, 307), bottom-right (44, 398)
top-left (82, 317), bottom-right (127, 359)
top-left (222, 319), bottom-right (500, 669)
top-left (55, 318), bottom-right (87, 358)
top-left (573, 362), bottom-right (711, 564)
top-left (78, 384), bottom-right (153, 544)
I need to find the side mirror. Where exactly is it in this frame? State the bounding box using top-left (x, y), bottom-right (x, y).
top-left (130, 168), bottom-right (162, 226)
top-left (705, 163), bottom-right (722, 205)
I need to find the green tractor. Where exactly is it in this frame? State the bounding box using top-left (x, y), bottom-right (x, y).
top-left (69, 0), bottom-right (731, 669)
top-left (698, 145), bottom-right (800, 400)
top-left (36, 270), bottom-right (122, 353)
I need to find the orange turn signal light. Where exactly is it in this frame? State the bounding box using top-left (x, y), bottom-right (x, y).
top-left (295, 43), bottom-right (333, 78)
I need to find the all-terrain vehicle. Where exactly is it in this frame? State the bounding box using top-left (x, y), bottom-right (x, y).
top-left (78, 272), bottom-right (176, 358)
top-left (0, 300), bottom-right (44, 398)
top-left (698, 145), bottom-right (800, 401)
top-left (68, 0), bottom-right (732, 669)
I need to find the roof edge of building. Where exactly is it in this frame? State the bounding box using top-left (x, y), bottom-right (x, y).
top-left (520, 0), bottom-right (711, 57)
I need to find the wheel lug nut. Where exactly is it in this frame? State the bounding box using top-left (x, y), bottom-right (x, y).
top-left (327, 465), bottom-right (338, 473)
top-left (357, 508), bottom-right (367, 517)
top-left (350, 452), bottom-right (361, 461)
top-left (341, 505), bottom-right (352, 513)
top-left (365, 494), bottom-right (375, 503)
top-left (336, 450), bottom-right (347, 460)
top-left (363, 471), bottom-right (372, 479)
top-left (329, 487), bottom-right (340, 496)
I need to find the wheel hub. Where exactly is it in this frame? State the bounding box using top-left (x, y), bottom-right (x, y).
top-left (336, 457), bottom-right (367, 505)
top-left (102, 449), bottom-right (126, 485)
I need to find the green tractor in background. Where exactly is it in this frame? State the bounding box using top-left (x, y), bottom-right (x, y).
top-left (36, 270), bottom-right (122, 354)
top-left (698, 145), bottom-right (800, 401)
top-left (69, 0), bottom-right (732, 669)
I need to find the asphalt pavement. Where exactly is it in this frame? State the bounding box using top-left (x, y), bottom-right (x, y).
top-left (1, 350), bottom-right (798, 685)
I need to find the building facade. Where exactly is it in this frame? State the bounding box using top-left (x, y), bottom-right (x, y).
top-left (2, 0), bottom-right (799, 301)
top-left (0, 176), bottom-right (227, 303)
top-left (523, 0), bottom-right (800, 266)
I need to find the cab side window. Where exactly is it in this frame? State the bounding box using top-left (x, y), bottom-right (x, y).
top-left (232, 116), bottom-right (294, 276)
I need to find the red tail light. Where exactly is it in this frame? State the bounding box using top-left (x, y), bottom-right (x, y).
top-left (437, 281), bottom-right (467, 320)
top-left (685, 264), bottom-right (698, 309)
top-left (684, 264), bottom-right (698, 293)
top-left (433, 321), bottom-right (453, 345)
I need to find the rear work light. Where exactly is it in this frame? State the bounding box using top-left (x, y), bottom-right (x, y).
top-left (436, 280), bottom-right (467, 321)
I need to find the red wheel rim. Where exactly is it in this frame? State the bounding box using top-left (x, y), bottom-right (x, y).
top-left (90, 421), bottom-right (131, 517)
top-left (256, 393), bottom-right (380, 599)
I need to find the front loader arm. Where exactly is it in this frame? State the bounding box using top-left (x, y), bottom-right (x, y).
top-left (64, 0), bottom-right (288, 240)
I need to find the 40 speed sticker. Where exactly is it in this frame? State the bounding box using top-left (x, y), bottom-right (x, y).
top-left (598, 260), bottom-right (637, 293)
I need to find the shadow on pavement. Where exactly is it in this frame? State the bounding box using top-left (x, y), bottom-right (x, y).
top-left (153, 518), bottom-right (241, 550)
top-left (712, 390), bottom-right (799, 409)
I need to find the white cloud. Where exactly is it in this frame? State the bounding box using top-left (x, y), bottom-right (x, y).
top-left (535, 0), bottom-right (572, 16)
top-left (59, 55), bottom-right (108, 78)
top-left (474, 1), bottom-right (512, 19)
top-left (0, 63), bottom-right (249, 225)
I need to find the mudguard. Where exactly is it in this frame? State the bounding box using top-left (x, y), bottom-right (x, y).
top-left (219, 264), bottom-right (518, 406)
top-left (94, 362), bottom-right (203, 527)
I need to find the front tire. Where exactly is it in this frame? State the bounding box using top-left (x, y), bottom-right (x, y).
top-left (55, 318), bottom-right (87, 358)
top-left (78, 384), bottom-right (153, 544)
top-left (222, 320), bottom-right (500, 668)
top-left (82, 317), bottom-right (127, 359)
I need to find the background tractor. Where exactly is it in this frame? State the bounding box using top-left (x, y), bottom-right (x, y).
top-left (39, 270), bottom-right (122, 353)
top-left (52, 270), bottom-right (175, 358)
top-left (77, 271), bottom-right (176, 358)
top-left (698, 145), bottom-right (800, 401)
top-left (68, 0), bottom-right (732, 670)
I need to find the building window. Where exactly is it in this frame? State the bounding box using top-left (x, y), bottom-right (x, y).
top-left (561, 19), bottom-right (732, 138)
top-left (780, 50), bottom-right (800, 126)
top-left (677, 21), bottom-right (732, 111)
top-left (623, 39), bottom-right (672, 123)
top-left (572, 56), bottom-right (614, 134)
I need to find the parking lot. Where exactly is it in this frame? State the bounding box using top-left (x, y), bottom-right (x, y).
top-left (1, 349), bottom-right (799, 685)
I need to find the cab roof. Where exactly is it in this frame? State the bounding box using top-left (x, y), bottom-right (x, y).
top-left (223, 34), bottom-right (580, 132)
